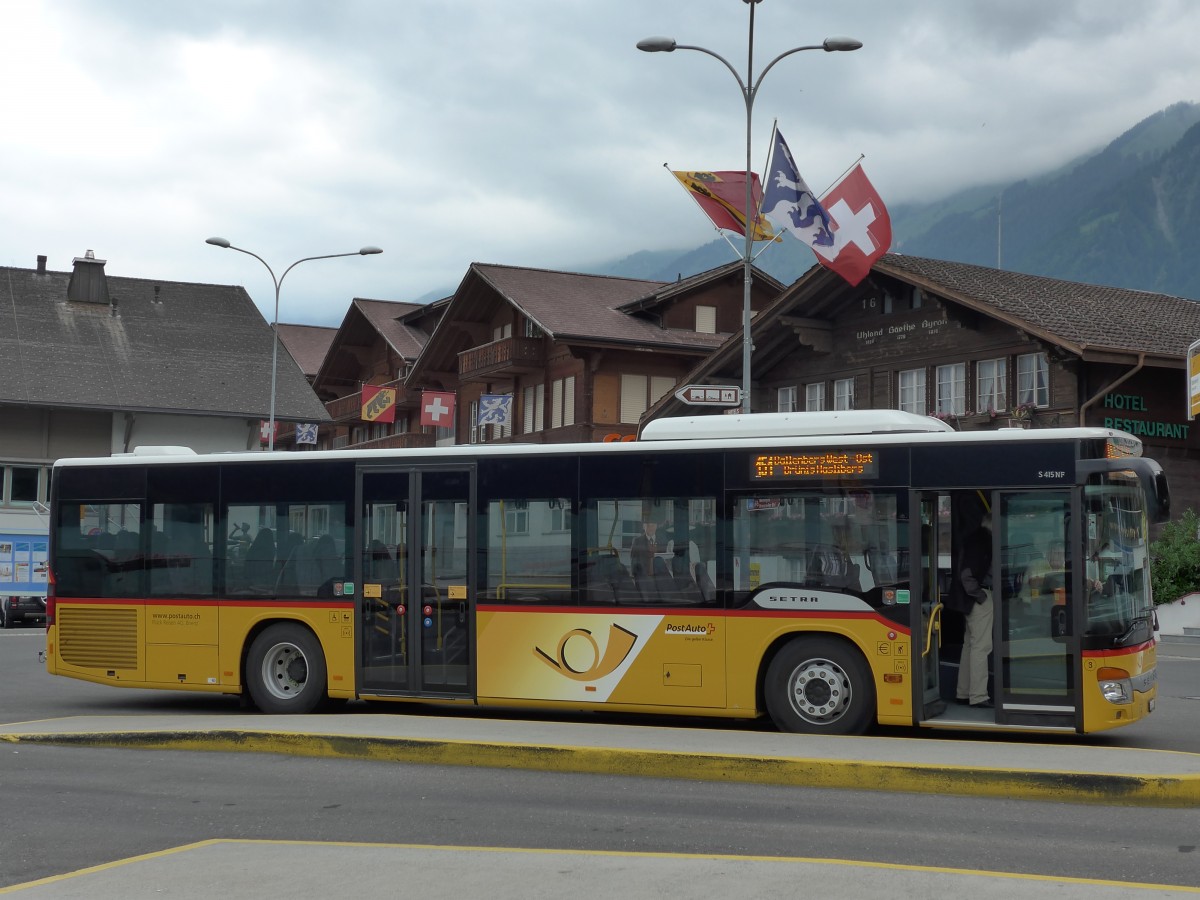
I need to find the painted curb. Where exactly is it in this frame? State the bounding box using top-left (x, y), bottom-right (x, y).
top-left (5, 729), bottom-right (1199, 808)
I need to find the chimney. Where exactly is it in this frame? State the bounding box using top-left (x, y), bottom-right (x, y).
top-left (67, 250), bottom-right (110, 305)
top-left (36, 255), bottom-right (47, 274)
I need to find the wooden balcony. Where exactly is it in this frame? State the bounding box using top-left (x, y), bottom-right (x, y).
top-left (343, 432), bottom-right (436, 451)
top-left (458, 337), bottom-right (545, 382)
top-left (325, 380), bottom-right (410, 423)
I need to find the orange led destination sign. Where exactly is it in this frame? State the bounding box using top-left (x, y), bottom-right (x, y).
top-left (753, 450), bottom-right (878, 481)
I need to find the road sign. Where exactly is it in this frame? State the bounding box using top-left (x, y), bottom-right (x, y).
top-left (1189, 339), bottom-right (1200, 419)
top-left (674, 384), bottom-right (742, 407)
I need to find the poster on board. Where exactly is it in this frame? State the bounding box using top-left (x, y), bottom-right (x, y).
top-left (0, 533), bottom-right (49, 596)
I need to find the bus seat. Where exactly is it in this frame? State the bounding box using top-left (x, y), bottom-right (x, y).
top-left (587, 552), bottom-right (637, 604)
top-left (245, 528), bottom-right (276, 593)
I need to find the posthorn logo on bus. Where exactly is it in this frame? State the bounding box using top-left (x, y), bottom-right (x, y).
top-left (534, 623), bottom-right (638, 681)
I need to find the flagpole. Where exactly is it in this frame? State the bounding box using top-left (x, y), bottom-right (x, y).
top-left (818, 154), bottom-right (866, 198)
top-left (738, 0), bottom-right (757, 413)
top-left (638, 9), bottom-right (861, 415)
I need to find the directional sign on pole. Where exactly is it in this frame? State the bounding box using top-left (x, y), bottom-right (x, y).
top-left (674, 384), bottom-right (742, 407)
top-left (1188, 338), bottom-right (1200, 419)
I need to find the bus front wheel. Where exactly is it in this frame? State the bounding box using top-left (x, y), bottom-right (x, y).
top-left (764, 637), bottom-right (874, 735)
top-left (246, 623), bottom-right (328, 714)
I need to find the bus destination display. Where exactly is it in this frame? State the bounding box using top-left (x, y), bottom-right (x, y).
top-left (753, 450), bottom-right (878, 481)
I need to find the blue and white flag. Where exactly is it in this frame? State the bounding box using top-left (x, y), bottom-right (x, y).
top-left (477, 394), bottom-right (513, 426)
top-left (295, 423), bottom-right (319, 445)
top-left (760, 126), bottom-right (835, 253)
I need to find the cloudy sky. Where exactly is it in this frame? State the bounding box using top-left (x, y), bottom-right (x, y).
top-left (4, 1), bottom-right (1197, 326)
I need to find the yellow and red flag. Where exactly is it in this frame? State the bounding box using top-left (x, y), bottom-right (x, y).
top-left (361, 385), bottom-right (397, 423)
top-left (671, 170), bottom-right (775, 241)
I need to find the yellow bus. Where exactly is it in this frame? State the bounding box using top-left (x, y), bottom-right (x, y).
top-left (44, 411), bottom-right (1168, 735)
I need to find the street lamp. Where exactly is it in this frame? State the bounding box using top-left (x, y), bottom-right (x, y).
top-left (639, 4), bottom-right (860, 413)
top-left (205, 237), bottom-right (383, 450)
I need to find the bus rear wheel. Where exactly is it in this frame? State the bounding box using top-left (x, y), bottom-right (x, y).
top-left (246, 623), bottom-right (328, 714)
top-left (764, 637), bottom-right (874, 735)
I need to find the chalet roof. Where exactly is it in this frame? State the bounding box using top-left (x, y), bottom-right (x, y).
top-left (877, 255), bottom-right (1200, 360)
top-left (471, 263), bottom-right (676, 343)
top-left (312, 297), bottom-right (436, 395)
top-left (615, 260), bottom-right (786, 313)
top-left (351, 298), bottom-right (428, 359)
top-left (644, 253), bottom-right (1200, 422)
top-left (0, 259), bottom-right (329, 421)
top-left (276, 323), bottom-right (337, 378)
top-left (405, 262), bottom-right (748, 385)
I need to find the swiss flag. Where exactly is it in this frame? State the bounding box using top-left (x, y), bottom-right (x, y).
top-left (420, 390), bottom-right (456, 428)
top-left (814, 164), bottom-right (891, 287)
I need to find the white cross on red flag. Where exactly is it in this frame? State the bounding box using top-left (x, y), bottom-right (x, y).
top-left (420, 390), bottom-right (456, 428)
top-left (813, 163), bottom-right (892, 287)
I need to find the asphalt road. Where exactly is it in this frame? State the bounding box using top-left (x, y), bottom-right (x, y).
top-left (4, 741), bottom-right (1200, 891)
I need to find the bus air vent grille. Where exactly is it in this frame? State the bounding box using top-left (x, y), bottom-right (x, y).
top-left (59, 607), bottom-right (139, 670)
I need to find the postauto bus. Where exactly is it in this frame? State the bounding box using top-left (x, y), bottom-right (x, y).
top-left (45, 411), bottom-right (1167, 735)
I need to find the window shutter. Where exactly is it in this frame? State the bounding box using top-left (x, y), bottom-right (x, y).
top-left (620, 374), bottom-right (648, 424)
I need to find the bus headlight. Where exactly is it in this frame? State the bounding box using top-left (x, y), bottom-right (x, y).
top-left (1098, 667), bottom-right (1131, 704)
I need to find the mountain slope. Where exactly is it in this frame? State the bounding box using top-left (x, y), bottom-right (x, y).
top-left (891, 102), bottom-right (1200, 296)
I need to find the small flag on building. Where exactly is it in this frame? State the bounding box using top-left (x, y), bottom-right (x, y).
top-left (295, 423), bottom-right (319, 445)
top-left (420, 390), bottom-right (456, 428)
top-left (477, 394), bottom-right (513, 426)
top-left (361, 385), bottom-right (397, 423)
top-left (259, 420), bottom-right (280, 446)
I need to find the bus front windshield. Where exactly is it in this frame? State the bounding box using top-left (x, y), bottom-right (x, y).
top-left (1084, 473), bottom-right (1154, 648)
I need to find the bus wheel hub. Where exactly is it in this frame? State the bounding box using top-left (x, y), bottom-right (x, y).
top-left (792, 660), bottom-right (850, 721)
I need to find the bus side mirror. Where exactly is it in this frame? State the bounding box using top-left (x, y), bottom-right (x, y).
top-left (1050, 605), bottom-right (1070, 643)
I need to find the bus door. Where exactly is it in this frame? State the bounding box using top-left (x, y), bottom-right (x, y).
top-left (913, 492), bottom-right (950, 720)
top-left (994, 489), bottom-right (1078, 727)
top-left (357, 466), bottom-right (474, 697)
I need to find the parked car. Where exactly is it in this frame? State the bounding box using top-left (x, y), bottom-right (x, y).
top-left (1, 595), bottom-right (46, 628)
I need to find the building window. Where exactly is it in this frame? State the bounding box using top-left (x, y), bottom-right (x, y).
top-left (5, 465), bottom-right (45, 506)
top-left (1017, 352), bottom-right (1049, 408)
top-left (552, 376), bottom-right (576, 428)
top-left (695, 306), bottom-right (717, 334)
top-left (935, 363), bottom-right (966, 416)
top-left (976, 359), bottom-right (1007, 413)
top-left (619, 374), bottom-right (671, 424)
top-left (834, 377), bottom-right (854, 411)
top-left (492, 323), bottom-right (512, 342)
top-left (523, 384), bottom-right (544, 434)
top-left (805, 383), bottom-right (825, 411)
top-left (522, 319), bottom-right (544, 339)
top-left (503, 500), bottom-right (529, 535)
top-left (778, 386), bottom-right (798, 412)
top-left (898, 368), bottom-right (926, 415)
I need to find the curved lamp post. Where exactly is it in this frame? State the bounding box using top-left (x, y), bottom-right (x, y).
top-left (205, 237), bottom-right (383, 450)
top-left (639, 5), bottom-right (860, 413)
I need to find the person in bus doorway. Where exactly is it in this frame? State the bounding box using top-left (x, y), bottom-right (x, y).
top-left (956, 511), bottom-right (994, 708)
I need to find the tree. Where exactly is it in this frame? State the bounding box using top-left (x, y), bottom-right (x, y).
top-left (1150, 509), bottom-right (1200, 605)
